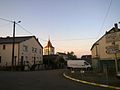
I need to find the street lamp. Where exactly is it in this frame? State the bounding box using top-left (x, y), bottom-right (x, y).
top-left (11, 21), bottom-right (21, 70)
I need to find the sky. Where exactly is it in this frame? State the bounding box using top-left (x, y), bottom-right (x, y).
top-left (0, 0), bottom-right (120, 57)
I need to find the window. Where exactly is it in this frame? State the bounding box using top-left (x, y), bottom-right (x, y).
top-left (84, 62), bottom-right (89, 65)
top-left (32, 47), bottom-right (34, 52)
top-left (23, 45), bottom-right (28, 52)
top-left (34, 48), bottom-right (37, 53)
top-left (3, 45), bottom-right (6, 50)
top-left (32, 47), bottom-right (37, 53)
top-left (39, 49), bottom-right (42, 54)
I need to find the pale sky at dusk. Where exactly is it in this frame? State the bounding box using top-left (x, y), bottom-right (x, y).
top-left (0, 0), bottom-right (120, 57)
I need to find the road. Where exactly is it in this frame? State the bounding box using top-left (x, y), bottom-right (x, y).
top-left (0, 69), bottom-right (111, 90)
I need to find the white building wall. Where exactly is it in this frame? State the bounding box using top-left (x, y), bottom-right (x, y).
top-left (0, 44), bottom-right (19, 66)
top-left (91, 34), bottom-right (120, 60)
top-left (0, 37), bottom-right (43, 67)
top-left (19, 37), bottom-right (43, 65)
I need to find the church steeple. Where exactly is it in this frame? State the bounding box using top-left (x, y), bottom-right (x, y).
top-left (45, 39), bottom-right (54, 48)
top-left (44, 38), bottom-right (55, 55)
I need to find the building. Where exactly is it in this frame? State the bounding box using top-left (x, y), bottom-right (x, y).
top-left (0, 36), bottom-right (43, 69)
top-left (44, 39), bottom-right (54, 55)
top-left (56, 52), bottom-right (68, 60)
top-left (91, 24), bottom-right (120, 73)
top-left (81, 55), bottom-right (92, 64)
top-left (43, 55), bottom-right (65, 69)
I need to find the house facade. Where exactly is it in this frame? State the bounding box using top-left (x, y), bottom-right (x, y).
top-left (91, 24), bottom-right (120, 73)
top-left (0, 36), bottom-right (43, 68)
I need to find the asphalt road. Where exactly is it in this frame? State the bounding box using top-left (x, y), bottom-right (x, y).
top-left (0, 69), bottom-right (111, 90)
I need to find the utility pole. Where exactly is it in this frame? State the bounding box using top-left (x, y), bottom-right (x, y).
top-left (0, 18), bottom-right (21, 70)
top-left (11, 21), bottom-right (21, 70)
top-left (11, 21), bottom-right (15, 70)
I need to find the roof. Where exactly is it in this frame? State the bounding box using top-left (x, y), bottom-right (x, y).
top-left (0, 36), bottom-right (43, 48)
top-left (56, 52), bottom-right (67, 55)
top-left (0, 36), bottom-right (33, 44)
top-left (106, 27), bottom-right (120, 34)
top-left (90, 27), bottom-right (120, 50)
top-left (81, 55), bottom-right (91, 59)
top-left (44, 39), bottom-right (54, 48)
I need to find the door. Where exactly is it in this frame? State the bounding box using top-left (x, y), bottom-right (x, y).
top-left (21, 56), bottom-right (24, 66)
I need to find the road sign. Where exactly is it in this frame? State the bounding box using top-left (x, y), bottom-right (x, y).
top-left (106, 45), bottom-right (120, 54)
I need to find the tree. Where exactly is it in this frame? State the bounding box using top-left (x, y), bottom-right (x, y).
top-left (67, 51), bottom-right (77, 60)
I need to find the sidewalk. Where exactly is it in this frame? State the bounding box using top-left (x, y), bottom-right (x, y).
top-left (64, 69), bottom-right (120, 88)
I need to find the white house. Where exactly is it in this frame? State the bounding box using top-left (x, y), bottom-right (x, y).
top-left (0, 36), bottom-right (43, 68)
top-left (91, 24), bottom-right (120, 73)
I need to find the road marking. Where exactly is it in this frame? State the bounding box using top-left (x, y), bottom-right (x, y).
top-left (63, 73), bottom-right (120, 90)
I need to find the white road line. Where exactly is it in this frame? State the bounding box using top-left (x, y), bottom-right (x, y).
top-left (63, 73), bottom-right (120, 90)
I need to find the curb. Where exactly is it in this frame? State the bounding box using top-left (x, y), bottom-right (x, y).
top-left (63, 73), bottom-right (120, 90)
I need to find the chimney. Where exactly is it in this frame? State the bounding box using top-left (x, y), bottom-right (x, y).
top-left (36, 38), bottom-right (38, 41)
top-left (114, 23), bottom-right (118, 31)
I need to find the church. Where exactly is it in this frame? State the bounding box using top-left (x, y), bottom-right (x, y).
top-left (43, 39), bottom-right (66, 69)
top-left (44, 39), bottom-right (55, 55)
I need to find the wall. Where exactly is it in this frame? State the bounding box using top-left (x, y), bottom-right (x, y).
top-left (0, 44), bottom-right (19, 66)
top-left (19, 37), bottom-right (43, 66)
top-left (0, 37), bottom-right (43, 67)
top-left (91, 31), bottom-right (120, 72)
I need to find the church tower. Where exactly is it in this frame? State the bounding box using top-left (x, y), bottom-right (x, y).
top-left (44, 39), bottom-right (54, 55)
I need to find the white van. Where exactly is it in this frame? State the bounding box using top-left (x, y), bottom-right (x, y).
top-left (67, 60), bottom-right (91, 69)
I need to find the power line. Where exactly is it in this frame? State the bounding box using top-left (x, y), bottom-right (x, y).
top-left (0, 17), bottom-right (34, 35)
top-left (0, 17), bottom-right (13, 23)
top-left (0, 17), bottom-right (46, 41)
top-left (0, 18), bottom-right (21, 70)
top-left (52, 37), bottom-right (96, 42)
top-left (16, 24), bottom-right (34, 35)
top-left (16, 24), bottom-right (47, 42)
top-left (0, 17), bottom-right (96, 42)
top-left (97, 0), bottom-right (112, 39)
top-left (38, 38), bottom-right (47, 42)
